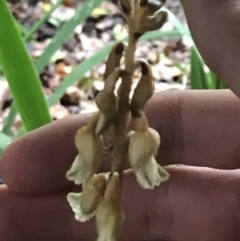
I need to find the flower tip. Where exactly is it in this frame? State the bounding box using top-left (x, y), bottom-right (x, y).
top-left (158, 165), bottom-right (170, 182)
top-left (135, 172), bottom-right (157, 189)
top-left (140, 0), bottom-right (148, 7)
top-left (65, 155), bottom-right (85, 185)
top-left (119, 0), bottom-right (132, 16)
top-left (67, 192), bottom-right (95, 222)
top-left (115, 42), bottom-right (125, 54)
top-left (75, 211), bottom-right (95, 222)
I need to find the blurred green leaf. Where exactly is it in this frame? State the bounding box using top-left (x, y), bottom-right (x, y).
top-left (2, 102), bottom-right (17, 136)
top-left (0, 0), bottom-right (52, 131)
top-left (0, 132), bottom-right (12, 156)
top-left (190, 46), bottom-right (221, 89)
top-left (210, 70), bottom-right (228, 89)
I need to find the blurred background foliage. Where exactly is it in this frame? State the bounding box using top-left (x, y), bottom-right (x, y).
top-left (0, 0), bottom-right (228, 155)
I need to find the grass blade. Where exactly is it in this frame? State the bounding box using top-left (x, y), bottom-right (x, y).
top-left (190, 46), bottom-right (214, 89)
top-left (2, 102), bottom-right (17, 136)
top-left (209, 70), bottom-right (228, 89)
top-left (2, 0), bottom-right (64, 133)
top-left (0, 132), bottom-right (12, 156)
top-left (0, 0), bottom-right (52, 131)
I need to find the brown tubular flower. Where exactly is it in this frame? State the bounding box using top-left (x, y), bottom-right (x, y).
top-left (95, 69), bottom-right (122, 135)
top-left (66, 112), bottom-right (103, 185)
top-left (67, 173), bottom-right (108, 222)
top-left (131, 59), bottom-right (154, 117)
top-left (103, 42), bottom-right (125, 81)
top-left (96, 172), bottom-right (124, 241)
top-left (128, 114), bottom-right (169, 189)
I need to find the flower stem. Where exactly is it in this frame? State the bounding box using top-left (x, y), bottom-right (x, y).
top-left (111, 36), bottom-right (138, 175)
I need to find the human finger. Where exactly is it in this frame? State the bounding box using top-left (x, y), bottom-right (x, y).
top-left (0, 166), bottom-right (240, 241)
top-left (182, 0), bottom-right (240, 98)
top-left (1, 90), bottom-right (240, 195)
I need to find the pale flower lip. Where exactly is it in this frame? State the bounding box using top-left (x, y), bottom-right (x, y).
top-left (134, 156), bottom-right (169, 189)
top-left (66, 114), bottom-right (104, 185)
top-left (66, 155), bottom-right (92, 185)
top-left (67, 192), bottom-right (95, 222)
top-left (67, 174), bottom-right (108, 222)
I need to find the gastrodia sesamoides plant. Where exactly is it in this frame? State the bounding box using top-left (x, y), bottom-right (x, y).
top-left (66, 0), bottom-right (169, 240)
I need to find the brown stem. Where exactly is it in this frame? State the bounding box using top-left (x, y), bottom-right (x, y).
top-left (111, 36), bottom-right (138, 175)
top-left (125, 36), bottom-right (137, 72)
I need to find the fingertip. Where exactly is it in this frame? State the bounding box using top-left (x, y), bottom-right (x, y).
top-left (0, 113), bottom-right (91, 195)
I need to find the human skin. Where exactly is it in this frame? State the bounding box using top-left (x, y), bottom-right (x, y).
top-left (1, 90), bottom-right (240, 241)
top-left (181, 0), bottom-right (240, 98)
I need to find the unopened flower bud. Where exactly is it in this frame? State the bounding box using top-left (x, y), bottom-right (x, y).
top-left (136, 10), bottom-right (168, 37)
top-left (121, 0), bottom-right (167, 39)
top-left (103, 42), bottom-right (125, 81)
top-left (128, 114), bottom-right (169, 189)
top-left (96, 172), bottom-right (124, 241)
top-left (67, 173), bottom-right (108, 222)
top-left (131, 60), bottom-right (154, 117)
top-left (95, 69), bottom-right (122, 134)
top-left (142, 0), bottom-right (167, 14)
top-left (66, 113), bottom-right (104, 185)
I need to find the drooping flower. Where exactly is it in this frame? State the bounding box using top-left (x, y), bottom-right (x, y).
top-left (96, 172), bottom-right (124, 241)
top-left (95, 69), bottom-right (122, 134)
top-left (128, 114), bottom-right (169, 189)
top-left (67, 173), bottom-right (108, 222)
top-left (66, 112), bottom-right (104, 185)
